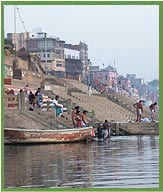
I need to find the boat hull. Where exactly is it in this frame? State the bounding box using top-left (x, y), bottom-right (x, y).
top-left (4, 127), bottom-right (93, 144)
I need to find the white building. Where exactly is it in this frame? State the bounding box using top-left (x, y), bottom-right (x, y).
top-left (64, 48), bottom-right (80, 60)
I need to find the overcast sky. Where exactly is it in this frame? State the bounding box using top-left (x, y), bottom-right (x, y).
top-left (4, 5), bottom-right (159, 82)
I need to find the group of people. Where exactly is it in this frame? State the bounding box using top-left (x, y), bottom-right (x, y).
top-left (7, 83), bottom-right (158, 126)
top-left (21, 85), bottom-right (68, 119)
top-left (22, 85), bottom-right (43, 109)
top-left (133, 100), bottom-right (158, 122)
top-left (21, 86), bottom-right (67, 119)
top-left (72, 106), bottom-right (89, 128)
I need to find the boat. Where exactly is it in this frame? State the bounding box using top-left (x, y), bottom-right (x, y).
top-left (4, 127), bottom-right (93, 144)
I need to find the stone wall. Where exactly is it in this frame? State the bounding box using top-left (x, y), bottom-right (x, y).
top-left (22, 70), bottom-right (43, 85)
top-left (4, 111), bottom-right (46, 130)
top-left (4, 55), bottom-right (28, 70)
top-left (4, 55), bottom-right (44, 85)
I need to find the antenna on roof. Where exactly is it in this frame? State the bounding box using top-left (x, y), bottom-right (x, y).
top-left (16, 6), bottom-right (28, 34)
top-left (14, 5), bottom-right (17, 61)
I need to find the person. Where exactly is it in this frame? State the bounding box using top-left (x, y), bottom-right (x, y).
top-left (149, 102), bottom-right (157, 122)
top-left (75, 110), bottom-right (82, 128)
top-left (88, 84), bottom-right (92, 95)
top-left (81, 110), bottom-right (88, 127)
top-left (28, 90), bottom-right (36, 107)
top-left (133, 100), bottom-right (144, 122)
top-left (23, 84), bottom-right (29, 102)
top-left (108, 121), bottom-right (112, 137)
top-left (72, 106), bottom-right (80, 127)
top-left (102, 120), bottom-right (109, 138)
top-left (97, 123), bottom-right (104, 139)
top-left (35, 88), bottom-right (43, 108)
top-left (52, 95), bottom-right (65, 118)
top-left (23, 84), bottom-right (29, 95)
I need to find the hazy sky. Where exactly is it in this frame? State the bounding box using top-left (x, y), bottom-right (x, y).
top-left (4, 5), bottom-right (159, 82)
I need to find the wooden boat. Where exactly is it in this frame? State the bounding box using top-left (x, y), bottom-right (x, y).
top-left (4, 127), bottom-right (93, 144)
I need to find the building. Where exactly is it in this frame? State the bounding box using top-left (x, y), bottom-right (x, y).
top-left (147, 80), bottom-right (159, 103)
top-left (6, 31), bottom-right (91, 80)
top-left (89, 65), bottom-right (118, 91)
top-left (117, 75), bottom-right (132, 91)
top-left (7, 32), bottom-right (29, 51)
top-left (65, 42), bottom-right (91, 83)
top-left (64, 47), bottom-right (82, 80)
top-left (26, 32), bottom-right (65, 78)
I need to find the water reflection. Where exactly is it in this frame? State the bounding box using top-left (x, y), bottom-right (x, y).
top-left (4, 136), bottom-right (159, 188)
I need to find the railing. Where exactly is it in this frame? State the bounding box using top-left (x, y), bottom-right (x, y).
top-left (5, 95), bottom-right (19, 110)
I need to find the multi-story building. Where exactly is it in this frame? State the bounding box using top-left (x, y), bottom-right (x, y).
top-left (117, 75), bottom-right (132, 91)
top-left (7, 30), bottom-right (65, 78)
top-left (89, 65), bottom-right (118, 90)
top-left (78, 41), bottom-right (90, 83)
top-left (6, 31), bottom-right (91, 80)
top-left (147, 80), bottom-right (159, 103)
top-left (7, 32), bottom-right (29, 51)
top-left (26, 32), bottom-right (65, 78)
top-left (65, 42), bottom-right (91, 83)
top-left (127, 74), bottom-right (144, 87)
top-left (64, 46), bottom-right (82, 80)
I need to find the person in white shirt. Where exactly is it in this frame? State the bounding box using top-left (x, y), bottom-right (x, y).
top-left (52, 95), bottom-right (65, 118)
top-left (88, 84), bottom-right (92, 95)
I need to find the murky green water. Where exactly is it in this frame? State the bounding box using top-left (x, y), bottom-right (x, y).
top-left (4, 135), bottom-right (159, 188)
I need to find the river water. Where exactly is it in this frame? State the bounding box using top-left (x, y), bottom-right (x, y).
top-left (4, 135), bottom-right (159, 189)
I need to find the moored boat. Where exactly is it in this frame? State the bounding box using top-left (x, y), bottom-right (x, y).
top-left (4, 127), bottom-right (93, 144)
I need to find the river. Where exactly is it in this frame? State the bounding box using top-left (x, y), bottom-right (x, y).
top-left (4, 135), bottom-right (159, 189)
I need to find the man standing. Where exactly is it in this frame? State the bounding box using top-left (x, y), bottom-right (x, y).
top-left (88, 84), bottom-right (92, 95)
top-left (149, 102), bottom-right (157, 122)
top-left (102, 120), bottom-right (109, 138)
top-left (35, 88), bottom-right (43, 108)
top-left (133, 100), bottom-right (143, 122)
top-left (71, 106), bottom-right (80, 127)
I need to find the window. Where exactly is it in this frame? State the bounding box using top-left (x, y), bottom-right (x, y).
top-left (105, 75), bottom-right (108, 80)
top-left (46, 40), bottom-right (52, 48)
top-left (47, 53), bottom-right (50, 58)
top-left (38, 40), bottom-right (45, 49)
top-left (56, 63), bottom-right (62, 67)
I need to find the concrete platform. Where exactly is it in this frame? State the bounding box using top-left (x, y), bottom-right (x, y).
top-left (112, 122), bottom-right (159, 135)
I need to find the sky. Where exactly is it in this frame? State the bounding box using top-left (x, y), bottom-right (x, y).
top-left (4, 5), bottom-right (159, 82)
